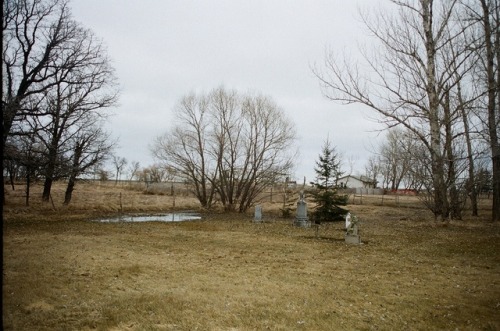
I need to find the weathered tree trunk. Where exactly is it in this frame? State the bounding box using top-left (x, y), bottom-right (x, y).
top-left (444, 89), bottom-right (461, 220)
top-left (493, 0), bottom-right (500, 222)
top-left (64, 145), bottom-right (83, 205)
top-left (42, 145), bottom-right (58, 202)
top-left (480, 0), bottom-right (500, 221)
top-left (25, 170), bottom-right (31, 207)
top-left (42, 177), bottom-right (54, 202)
top-left (492, 155), bottom-right (500, 222)
top-left (423, 0), bottom-right (449, 220)
top-left (63, 178), bottom-right (76, 205)
top-left (2, 100), bottom-right (21, 205)
top-left (458, 81), bottom-right (478, 216)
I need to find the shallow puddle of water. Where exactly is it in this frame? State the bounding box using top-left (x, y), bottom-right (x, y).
top-left (96, 213), bottom-right (201, 223)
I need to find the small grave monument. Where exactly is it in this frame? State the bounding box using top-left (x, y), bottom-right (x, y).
top-left (254, 205), bottom-right (263, 222)
top-left (345, 212), bottom-right (361, 244)
top-left (294, 191), bottom-right (310, 227)
top-left (345, 212), bottom-right (352, 230)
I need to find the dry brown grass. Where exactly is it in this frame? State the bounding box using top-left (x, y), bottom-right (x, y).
top-left (3, 182), bottom-right (500, 330)
top-left (3, 181), bottom-right (201, 215)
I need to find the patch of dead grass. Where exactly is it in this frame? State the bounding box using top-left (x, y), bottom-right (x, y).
top-left (3, 182), bottom-right (500, 330)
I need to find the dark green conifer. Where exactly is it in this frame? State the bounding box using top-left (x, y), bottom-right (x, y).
top-left (310, 139), bottom-right (348, 223)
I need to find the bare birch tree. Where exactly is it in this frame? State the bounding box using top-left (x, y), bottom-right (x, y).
top-left (462, 0), bottom-right (500, 221)
top-left (314, 0), bottom-right (472, 220)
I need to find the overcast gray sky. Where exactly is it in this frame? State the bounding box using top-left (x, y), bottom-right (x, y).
top-left (70, 0), bottom-right (386, 182)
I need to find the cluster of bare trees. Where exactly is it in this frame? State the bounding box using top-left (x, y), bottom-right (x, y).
top-left (109, 159), bottom-right (177, 184)
top-left (365, 129), bottom-right (418, 192)
top-left (2, 0), bottom-right (118, 205)
top-left (152, 87), bottom-right (297, 212)
top-left (366, 128), bottom-right (492, 217)
top-left (315, 0), bottom-right (499, 221)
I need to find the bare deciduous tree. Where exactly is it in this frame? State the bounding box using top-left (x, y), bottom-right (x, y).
top-left (2, 0), bottom-right (118, 204)
top-left (152, 87), bottom-right (296, 212)
top-left (112, 156), bottom-right (127, 185)
top-left (153, 93), bottom-right (216, 208)
top-left (462, 0), bottom-right (500, 221)
top-left (379, 129), bottom-right (414, 191)
top-left (365, 155), bottom-right (381, 189)
top-left (27, 31), bottom-right (117, 201)
top-left (127, 161), bottom-right (141, 181)
top-left (3, 0), bottom-right (72, 202)
top-left (63, 123), bottom-right (113, 205)
top-left (314, 0), bottom-right (474, 220)
top-left (3, 0), bottom-right (71, 143)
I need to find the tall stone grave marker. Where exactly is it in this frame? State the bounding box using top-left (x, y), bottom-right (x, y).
top-left (294, 191), bottom-right (310, 227)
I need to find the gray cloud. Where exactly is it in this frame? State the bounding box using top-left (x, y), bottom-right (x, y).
top-left (71, 0), bottom-right (386, 181)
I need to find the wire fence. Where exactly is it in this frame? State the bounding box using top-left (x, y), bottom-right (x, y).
top-left (81, 179), bottom-right (495, 212)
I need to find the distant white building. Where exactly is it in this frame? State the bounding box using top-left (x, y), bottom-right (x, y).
top-left (338, 175), bottom-right (376, 189)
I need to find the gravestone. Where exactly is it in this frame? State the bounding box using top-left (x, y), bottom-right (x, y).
top-left (345, 213), bottom-right (361, 244)
top-left (294, 191), bottom-right (310, 227)
top-left (254, 205), bottom-right (262, 222)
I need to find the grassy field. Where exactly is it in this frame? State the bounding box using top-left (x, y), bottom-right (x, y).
top-left (3, 182), bottom-right (500, 330)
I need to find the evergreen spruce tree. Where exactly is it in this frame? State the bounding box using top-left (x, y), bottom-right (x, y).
top-left (310, 139), bottom-right (348, 223)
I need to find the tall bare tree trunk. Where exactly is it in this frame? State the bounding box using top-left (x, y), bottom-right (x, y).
top-left (423, 0), bottom-right (449, 220)
top-left (64, 144), bottom-right (83, 205)
top-left (444, 89), bottom-right (461, 219)
top-left (494, 0), bottom-right (500, 222)
top-left (456, 81), bottom-right (479, 216)
top-left (42, 146), bottom-right (58, 202)
top-left (480, 0), bottom-right (500, 221)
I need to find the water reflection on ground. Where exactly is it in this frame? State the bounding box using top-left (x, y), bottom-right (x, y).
top-left (97, 213), bottom-right (201, 223)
